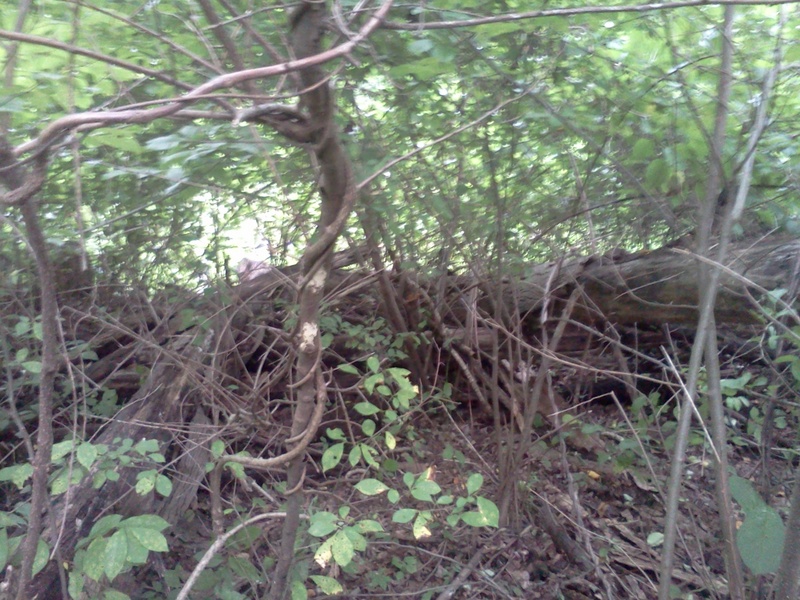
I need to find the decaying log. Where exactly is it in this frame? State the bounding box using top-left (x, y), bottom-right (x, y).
top-left (500, 236), bottom-right (800, 327)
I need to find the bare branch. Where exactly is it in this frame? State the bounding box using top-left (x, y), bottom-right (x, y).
top-left (383, 0), bottom-right (800, 31)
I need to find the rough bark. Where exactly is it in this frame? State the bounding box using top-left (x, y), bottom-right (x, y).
top-left (489, 236), bottom-right (800, 328)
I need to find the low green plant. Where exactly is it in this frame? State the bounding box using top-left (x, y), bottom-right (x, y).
top-left (0, 437), bottom-right (173, 599)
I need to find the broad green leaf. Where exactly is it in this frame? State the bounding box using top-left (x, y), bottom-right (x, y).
top-left (737, 506), bottom-right (785, 575)
top-left (211, 439), bottom-right (225, 458)
top-left (125, 535), bottom-right (149, 565)
top-left (361, 419), bottom-right (376, 436)
top-left (22, 360), bottom-right (42, 374)
top-left (309, 575), bottom-right (343, 595)
top-left (120, 515), bottom-right (170, 532)
top-left (51, 440), bottom-right (76, 461)
top-left (133, 439), bottom-right (159, 455)
top-left (84, 537), bottom-right (109, 581)
top-left (135, 472), bottom-right (156, 496)
top-left (87, 514), bottom-right (123, 540)
top-left (338, 363), bottom-right (359, 375)
top-left (354, 519), bottom-right (383, 533)
top-left (0, 464), bottom-right (33, 489)
top-left (353, 401), bottom-right (380, 416)
top-left (392, 508), bottom-right (417, 524)
top-left (645, 158), bottom-right (669, 191)
top-left (354, 479), bottom-right (389, 496)
top-left (76, 443), bottom-right (97, 470)
top-left (0, 528), bottom-right (7, 571)
top-left (308, 512), bottom-right (338, 537)
top-left (348, 445), bottom-right (362, 467)
top-left (366, 355), bottom-right (380, 373)
top-left (632, 138), bottom-right (655, 160)
top-left (343, 527), bottom-right (367, 551)
top-left (408, 38), bottom-right (434, 55)
top-left (227, 555), bottom-right (260, 580)
top-left (412, 511), bottom-right (433, 539)
top-left (290, 579), bottom-right (307, 600)
top-left (127, 528), bottom-right (168, 552)
top-left (155, 474), bottom-right (172, 497)
top-left (410, 479), bottom-right (441, 502)
top-left (466, 473), bottom-right (484, 495)
top-left (363, 374), bottom-right (383, 394)
top-left (32, 539), bottom-right (49, 576)
top-left (104, 530), bottom-right (129, 581)
top-left (330, 530), bottom-right (355, 566)
top-left (729, 475), bottom-right (763, 513)
top-left (321, 443), bottom-right (344, 472)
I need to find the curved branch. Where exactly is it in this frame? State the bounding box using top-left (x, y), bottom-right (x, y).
top-left (12, 0), bottom-right (393, 158)
top-left (383, 0), bottom-right (800, 31)
top-left (0, 30), bottom-right (192, 90)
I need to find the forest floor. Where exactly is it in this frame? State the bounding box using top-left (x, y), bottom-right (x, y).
top-left (165, 392), bottom-right (786, 600)
top-left (307, 402), bottom-right (787, 599)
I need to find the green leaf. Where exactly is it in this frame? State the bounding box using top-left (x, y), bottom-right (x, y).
top-left (0, 528), bottom-right (7, 571)
top-left (211, 439), bottom-right (226, 458)
top-left (343, 527), bottom-right (367, 551)
top-left (412, 511), bottom-right (433, 539)
top-left (51, 440), bottom-right (76, 461)
top-left (348, 445), bottom-right (362, 467)
top-left (632, 138), bottom-right (655, 160)
top-left (392, 508), bottom-right (417, 524)
top-left (737, 506), bottom-right (785, 575)
top-left (354, 519), bottom-right (383, 533)
top-left (155, 474), bottom-right (172, 497)
top-left (465, 473), bottom-right (484, 496)
top-left (364, 374), bottom-right (383, 394)
top-left (355, 479), bottom-right (389, 496)
top-left (87, 514), bottom-right (123, 540)
top-left (387, 368), bottom-right (412, 385)
top-left (227, 555), bottom-right (260, 580)
top-left (104, 530), bottom-right (129, 580)
top-left (326, 428), bottom-right (346, 441)
top-left (408, 38), bottom-right (434, 55)
top-left (330, 530), bottom-right (355, 566)
top-left (134, 439), bottom-right (160, 455)
top-left (645, 158), bottom-right (669, 191)
top-left (135, 471), bottom-right (156, 495)
top-left (31, 539), bottom-right (49, 576)
top-left (338, 363), bottom-right (359, 375)
top-left (104, 590), bottom-right (131, 600)
top-left (361, 419), bottom-right (376, 436)
top-left (119, 515), bottom-right (170, 532)
top-left (125, 534), bottom-right (149, 565)
top-left (729, 475), bottom-right (763, 513)
top-left (309, 575), bottom-right (343, 595)
top-left (86, 130), bottom-right (143, 154)
top-left (127, 528), bottom-right (168, 552)
top-left (84, 537), bottom-right (109, 581)
top-left (321, 443), bottom-right (344, 472)
top-left (385, 431), bottom-right (396, 450)
top-left (410, 479), bottom-right (441, 502)
top-left (308, 512), bottom-right (338, 537)
top-left (290, 579), bottom-right (308, 600)
top-left (22, 360), bottom-right (42, 373)
top-left (366, 355), bottom-right (380, 373)
top-left (0, 464), bottom-right (33, 489)
top-left (76, 443), bottom-right (98, 470)
top-left (353, 401), bottom-right (380, 416)
top-left (461, 497), bottom-right (499, 528)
